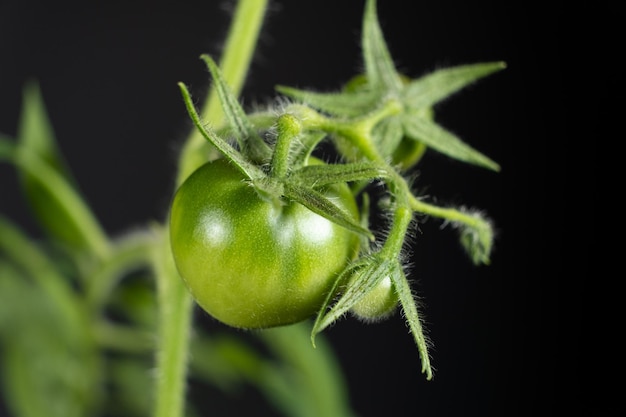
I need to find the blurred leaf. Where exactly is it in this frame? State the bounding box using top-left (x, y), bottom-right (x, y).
top-left (11, 82), bottom-right (110, 260)
top-left (0, 260), bottom-right (32, 336)
top-left (1, 297), bottom-right (101, 417)
top-left (17, 81), bottom-right (74, 181)
top-left (106, 358), bottom-right (154, 417)
top-left (361, 0), bottom-right (403, 92)
top-left (0, 261), bottom-right (102, 417)
top-left (190, 325), bottom-right (357, 417)
top-left (190, 334), bottom-right (265, 392)
top-left (258, 323), bottom-right (358, 417)
top-left (0, 137), bottom-right (110, 261)
top-left (0, 217), bottom-right (104, 416)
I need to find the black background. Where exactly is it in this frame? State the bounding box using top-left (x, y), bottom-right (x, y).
top-left (1, 1), bottom-right (570, 416)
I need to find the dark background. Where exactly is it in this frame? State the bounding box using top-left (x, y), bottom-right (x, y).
top-left (1, 0), bottom-right (571, 416)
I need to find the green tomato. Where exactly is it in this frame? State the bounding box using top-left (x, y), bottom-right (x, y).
top-left (350, 276), bottom-right (398, 322)
top-left (169, 158), bottom-right (361, 329)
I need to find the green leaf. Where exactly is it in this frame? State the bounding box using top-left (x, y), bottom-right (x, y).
top-left (0, 215), bottom-right (97, 351)
top-left (362, 0), bottom-right (403, 92)
top-left (17, 81), bottom-right (75, 180)
top-left (201, 54), bottom-right (272, 161)
top-left (372, 116), bottom-right (404, 158)
top-left (178, 81), bottom-right (265, 180)
top-left (276, 86), bottom-right (380, 117)
top-left (283, 182), bottom-right (374, 240)
top-left (13, 82), bottom-right (111, 259)
top-left (0, 260), bottom-right (28, 336)
top-left (291, 161), bottom-right (387, 187)
top-left (106, 358), bottom-right (154, 417)
top-left (1, 295), bottom-right (101, 417)
top-left (389, 266), bottom-right (433, 380)
top-left (0, 138), bottom-right (111, 259)
top-left (312, 257), bottom-right (396, 337)
top-left (190, 334), bottom-right (263, 392)
top-left (402, 114), bottom-right (500, 171)
top-left (403, 62), bottom-right (506, 109)
top-left (257, 323), bottom-right (357, 417)
top-left (0, 221), bottom-right (102, 417)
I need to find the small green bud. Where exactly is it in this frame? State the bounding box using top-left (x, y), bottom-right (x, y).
top-left (350, 275), bottom-right (398, 322)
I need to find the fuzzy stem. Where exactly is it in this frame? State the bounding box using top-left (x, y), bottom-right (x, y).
top-left (154, 2), bottom-right (269, 417)
top-left (410, 194), bottom-right (487, 229)
top-left (270, 114), bottom-right (302, 178)
top-left (153, 230), bottom-right (194, 417)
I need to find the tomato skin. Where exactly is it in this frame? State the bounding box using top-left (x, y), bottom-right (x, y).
top-left (169, 158), bottom-right (360, 329)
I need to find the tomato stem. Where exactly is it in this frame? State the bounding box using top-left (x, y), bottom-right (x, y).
top-left (156, 2), bottom-right (270, 417)
top-left (270, 113), bottom-right (302, 179)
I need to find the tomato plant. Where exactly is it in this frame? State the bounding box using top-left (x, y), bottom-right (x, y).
top-left (170, 158), bottom-right (361, 328)
top-left (0, 0), bottom-right (506, 416)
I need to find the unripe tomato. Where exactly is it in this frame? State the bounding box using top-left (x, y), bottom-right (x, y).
top-left (169, 158), bottom-right (361, 329)
top-left (350, 276), bottom-right (398, 321)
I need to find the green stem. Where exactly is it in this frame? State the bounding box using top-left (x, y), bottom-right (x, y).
top-left (410, 194), bottom-right (487, 229)
top-left (270, 114), bottom-right (302, 178)
top-left (153, 230), bottom-right (194, 417)
top-left (154, 2), bottom-right (269, 417)
top-left (94, 320), bottom-right (154, 353)
top-left (176, 0), bottom-right (269, 184)
top-left (86, 231), bottom-right (156, 312)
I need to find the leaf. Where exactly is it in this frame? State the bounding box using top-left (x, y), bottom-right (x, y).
top-left (0, 137), bottom-right (111, 259)
top-left (178, 81), bottom-right (265, 180)
top-left (312, 257), bottom-right (396, 337)
top-left (0, 226), bottom-right (102, 417)
top-left (15, 82), bottom-right (110, 258)
top-left (17, 81), bottom-right (75, 181)
top-left (190, 334), bottom-right (263, 392)
top-left (372, 116), bottom-right (404, 158)
top-left (201, 54), bottom-right (271, 161)
top-left (389, 266), bottom-right (433, 380)
top-left (106, 358), bottom-right (154, 417)
top-left (1, 294), bottom-right (101, 417)
top-left (0, 260), bottom-right (29, 336)
top-left (402, 114), bottom-right (500, 171)
top-left (290, 161), bottom-right (387, 187)
top-left (276, 86), bottom-right (380, 117)
top-left (0, 215), bottom-right (95, 347)
top-left (362, 0), bottom-right (403, 92)
top-left (257, 323), bottom-right (357, 417)
top-left (283, 182), bottom-right (374, 240)
top-left (403, 62), bottom-right (507, 109)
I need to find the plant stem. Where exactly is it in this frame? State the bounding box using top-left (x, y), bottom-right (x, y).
top-left (154, 2), bottom-right (269, 417)
top-left (176, 0), bottom-right (269, 184)
top-left (410, 194), bottom-right (486, 229)
top-left (270, 114), bottom-right (302, 178)
top-left (152, 230), bottom-right (194, 417)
